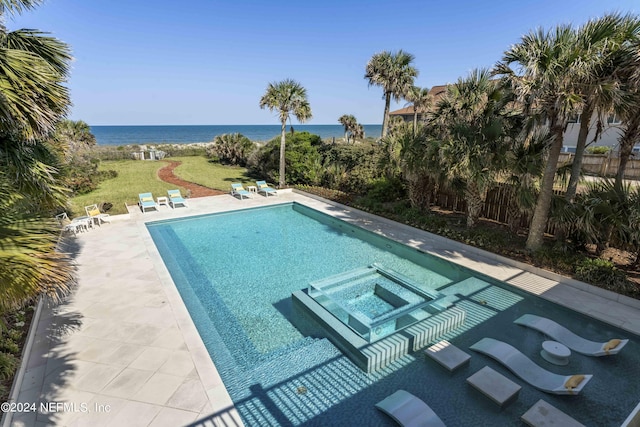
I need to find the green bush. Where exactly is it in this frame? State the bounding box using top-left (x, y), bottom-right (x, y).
top-left (586, 146), bottom-right (611, 155)
top-left (575, 258), bottom-right (629, 289)
top-left (0, 352), bottom-right (18, 380)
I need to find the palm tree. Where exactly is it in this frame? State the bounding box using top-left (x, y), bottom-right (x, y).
top-left (564, 14), bottom-right (640, 201)
top-left (365, 50), bottom-right (418, 138)
top-left (398, 123), bottom-right (443, 212)
top-left (431, 69), bottom-right (515, 227)
top-left (259, 79), bottom-right (312, 188)
top-left (338, 114), bottom-right (356, 143)
top-left (405, 85), bottom-right (430, 133)
top-left (0, 0), bottom-right (73, 311)
top-left (0, 172), bottom-right (73, 312)
top-left (496, 25), bottom-right (583, 250)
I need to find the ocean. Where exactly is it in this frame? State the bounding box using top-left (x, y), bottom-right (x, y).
top-left (90, 124), bottom-right (383, 146)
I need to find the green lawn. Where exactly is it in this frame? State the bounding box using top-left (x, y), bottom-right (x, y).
top-left (69, 157), bottom-right (254, 216)
top-left (170, 156), bottom-right (256, 190)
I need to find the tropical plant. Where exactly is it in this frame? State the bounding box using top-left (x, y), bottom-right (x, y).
top-left (502, 127), bottom-right (548, 232)
top-left (496, 24), bottom-right (585, 250)
top-left (565, 14), bottom-right (640, 201)
top-left (0, 173), bottom-right (74, 312)
top-left (52, 119), bottom-right (96, 161)
top-left (0, 4), bottom-right (71, 140)
top-left (207, 133), bottom-right (255, 166)
top-left (365, 50), bottom-right (418, 138)
top-left (430, 69), bottom-right (516, 227)
top-left (405, 85), bottom-right (430, 133)
top-left (551, 179), bottom-right (636, 254)
top-left (397, 122), bottom-right (443, 212)
top-left (0, 0), bottom-right (74, 316)
top-left (338, 114), bottom-right (356, 143)
top-left (253, 132), bottom-right (322, 186)
top-left (259, 79), bottom-right (312, 188)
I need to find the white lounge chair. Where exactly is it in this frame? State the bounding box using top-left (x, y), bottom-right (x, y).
top-left (375, 390), bottom-right (446, 427)
top-left (514, 314), bottom-right (629, 356)
top-left (470, 338), bottom-right (592, 395)
top-left (85, 204), bottom-right (111, 225)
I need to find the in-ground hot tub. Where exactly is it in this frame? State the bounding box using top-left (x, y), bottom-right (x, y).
top-left (308, 263), bottom-right (450, 342)
top-left (293, 263), bottom-right (465, 372)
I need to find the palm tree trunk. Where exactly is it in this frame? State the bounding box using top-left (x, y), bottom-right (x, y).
top-left (465, 182), bottom-right (483, 228)
top-left (279, 120), bottom-right (286, 188)
top-left (413, 107), bottom-right (417, 135)
top-left (565, 103), bottom-right (594, 201)
top-left (381, 92), bottom-right (391, 138)
top-left (616, 116), bottom-right (640, 190)
top-left (344, 131), bottom-right (349, 144)
top-left (526, 125), bottom-right (564, 251)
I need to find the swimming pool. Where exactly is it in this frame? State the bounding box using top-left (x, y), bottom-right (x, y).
top-left (147, 202), bottom-right (640, 426)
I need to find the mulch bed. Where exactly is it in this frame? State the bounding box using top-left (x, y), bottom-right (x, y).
top-left (157, 160), bottom-right (226, 197)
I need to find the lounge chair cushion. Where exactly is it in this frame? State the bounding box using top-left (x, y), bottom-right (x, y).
top-left (564, 375), bottom-right (585, 391)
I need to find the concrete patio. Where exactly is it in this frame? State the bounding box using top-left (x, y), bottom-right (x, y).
top-left (4, 190), bottom-right (640, 426)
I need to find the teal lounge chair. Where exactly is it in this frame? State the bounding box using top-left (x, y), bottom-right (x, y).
top-left (139, 192), bottom-right (158, 213)
top-left (167, 189), bottom-right (188, 208)
top-left (256, 180), bottom-right (278, 197)
top-left (231, 183), bottom-right (251, 199)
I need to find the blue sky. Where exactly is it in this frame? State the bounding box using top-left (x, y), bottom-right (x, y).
top-left (10, 0), bottom-right (640, 125)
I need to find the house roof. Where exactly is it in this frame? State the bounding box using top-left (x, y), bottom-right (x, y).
top-left (389, 84), bottom-right (449, 116)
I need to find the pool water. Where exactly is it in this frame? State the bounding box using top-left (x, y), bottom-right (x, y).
top-left (147, 203), bottom-right (640, 426)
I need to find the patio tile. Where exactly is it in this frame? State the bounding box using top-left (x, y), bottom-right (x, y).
top-left (103, 401), bottom-right (162, 427)
top-left (158, 350), bottom-right (197, 377)
top-left (132, 372), bottom-right (186, 405)
top-left (129, 347), bottom-right (173, 371)
top-left (149, 407), bottom-right (199, 427)
top-left (73, 364), bottom-right (124, 393)
top-left (100, 368), bottom-right (154, 399)
top-left (165, 378), bottom-right (209, 412)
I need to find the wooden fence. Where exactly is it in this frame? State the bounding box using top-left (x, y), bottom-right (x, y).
top-left (558, 153), bottom-right (640, 179)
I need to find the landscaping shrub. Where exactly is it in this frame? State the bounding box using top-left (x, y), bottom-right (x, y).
top-left (586, 146), bottom-right (611, 155)
top-left (575, 258), bottom-right (629, 290)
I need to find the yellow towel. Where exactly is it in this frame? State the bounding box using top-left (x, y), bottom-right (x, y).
top-left (604, 339), bottom-right (621, 354)
top-left (141, 197), bottom-right (153, 202)
top-left (88, 209), bottom-right (100, 217)
top-left (564, 374), bottom-right (585, 394)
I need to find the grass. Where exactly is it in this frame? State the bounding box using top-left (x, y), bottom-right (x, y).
top-left (170, 156), bottom-right (256, 189)
top-left (69, 157), bottom-right (253, 216)
top-left (70, 159), bottom-right (186, 215)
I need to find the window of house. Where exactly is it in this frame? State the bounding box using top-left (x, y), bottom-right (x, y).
top-left (607, 114), bottom-right (621, 124)
top-left (567, 113), bottom-right (580, 123)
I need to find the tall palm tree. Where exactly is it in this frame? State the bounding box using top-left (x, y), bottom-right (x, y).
top-left (565, 14), bottom-right (640, 201)
top-left (405, 85), bottom-right (430, 133)
top-left (431, 69), bottom-right (515, 227)
top-left (259, 79), bottom-right (312, 188)
top-left (338, 114), bottom-right (356, 143)
top-left (496, 25), bottom-right (583, 250)
top-left (0, 0), bottom-right (73, 311)
top-left (365, 50), bottom-right (418, 138)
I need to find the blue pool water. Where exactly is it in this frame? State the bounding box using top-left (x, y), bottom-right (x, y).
top-left (147, 203), bottom-right (640, 426)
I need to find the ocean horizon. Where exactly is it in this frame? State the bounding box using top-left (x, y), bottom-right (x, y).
top-left (90, 124), bottom-right (383, 146)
